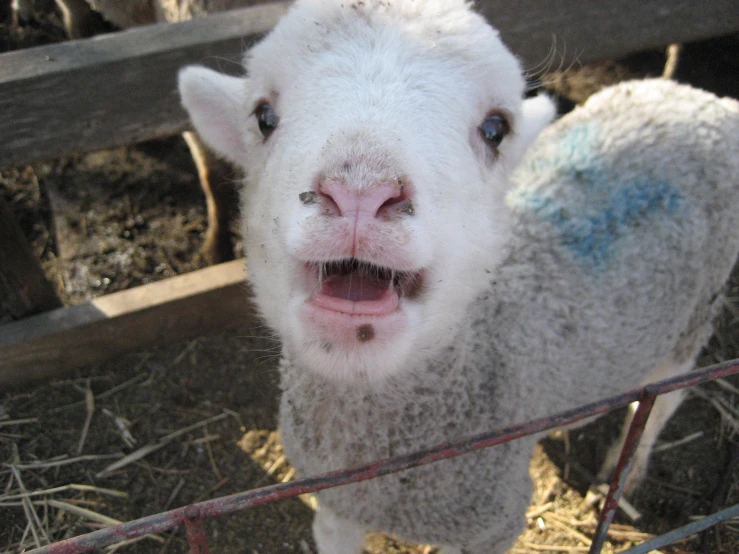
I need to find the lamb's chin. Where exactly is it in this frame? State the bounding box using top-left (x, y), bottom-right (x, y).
top-left (286, 302), bottom-right (412, 383)
top-left (270, 287), bottom-right (426, 384)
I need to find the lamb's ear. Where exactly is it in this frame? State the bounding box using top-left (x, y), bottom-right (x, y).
top-left (178, 66), bottom-right (248, 164)
top-left (508, 95), bottom-right (556, 167)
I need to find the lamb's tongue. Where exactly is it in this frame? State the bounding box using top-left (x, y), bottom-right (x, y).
top-left (322, 270), bottom-right (391, 302)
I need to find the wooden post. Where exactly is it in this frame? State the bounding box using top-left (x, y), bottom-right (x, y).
top-left (0, 193), bottom-right (62, 322)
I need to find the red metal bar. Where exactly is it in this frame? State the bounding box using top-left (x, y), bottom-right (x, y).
top-left (183, 506), bottom-right (211, 554)
top-left (24, 358), bottom-right (739, 554)
top-left (589, 389), bottom-right (657, 554)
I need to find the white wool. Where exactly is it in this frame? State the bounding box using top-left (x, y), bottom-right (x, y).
top-left (182, 0), bottom-right (549, 382)
top-left (179, 0), bottom-right (739, 551)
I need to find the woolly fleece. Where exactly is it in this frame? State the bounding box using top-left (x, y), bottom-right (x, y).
top-left (279, 79), bottom-right (739, 550)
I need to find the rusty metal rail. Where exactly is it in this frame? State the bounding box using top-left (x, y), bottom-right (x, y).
top-left (25, 358), bottom-right (739, 554)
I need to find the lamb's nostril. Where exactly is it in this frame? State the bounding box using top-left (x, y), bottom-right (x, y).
top-left (378, 185), bottom-right (413, 217)
top-left (379, 186), bottom-right (407, 211)
top-left (316, 184), bottom-right (343, 216)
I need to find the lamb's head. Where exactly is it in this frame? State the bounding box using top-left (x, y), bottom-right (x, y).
top-left (179, 0), bottom-right (554, 383)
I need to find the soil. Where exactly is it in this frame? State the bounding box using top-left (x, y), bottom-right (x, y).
top-left (1, 3), bottom-right (739, 554)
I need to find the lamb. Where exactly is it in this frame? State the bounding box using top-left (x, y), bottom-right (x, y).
top-left (177, 0), bottom-right (739, 551)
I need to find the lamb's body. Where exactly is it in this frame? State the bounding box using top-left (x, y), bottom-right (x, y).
top-left (279, 80), bottom-right (739, 551)
top-left (279, 316), bottom-right (537, 548)
top-left (177, 0), bottom-right (739, 551)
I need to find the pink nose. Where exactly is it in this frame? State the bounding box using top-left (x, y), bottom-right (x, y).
top-left (320, 181), bottom-right (405, 218)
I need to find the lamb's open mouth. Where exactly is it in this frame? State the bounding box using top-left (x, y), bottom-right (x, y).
top-left (306, 259), bottom-right (423, 316)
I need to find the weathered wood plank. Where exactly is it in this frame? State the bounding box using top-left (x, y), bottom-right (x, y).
top-left (0, 2), bottom-right (290, 168)
top-left (2, 0), bottom-right (738, 167)
top-left (480, 0), bottom-right (739, 72)
top-left (0, 193), bottom-right (62, 322)
top-left (0, 259), bottom-right (253, 387)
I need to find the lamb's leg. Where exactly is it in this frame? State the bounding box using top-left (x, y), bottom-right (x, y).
top-left (182, 131), bottom-right (237, 265)
top-left (312, 507), bottom-right (366, 554)
top-left (599, 358), bottom-right (692, 495)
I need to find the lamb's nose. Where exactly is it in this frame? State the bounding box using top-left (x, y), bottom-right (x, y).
top-left (319, 181), bottom-right (406, 218)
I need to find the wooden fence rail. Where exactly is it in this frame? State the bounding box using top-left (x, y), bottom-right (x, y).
top-left (2, 0), bottom-right (739, 168)
top-left (0, 260), bottom-right (251, 386)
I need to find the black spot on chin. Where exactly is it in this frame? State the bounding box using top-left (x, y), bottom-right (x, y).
top-left (356, 324), bottom-right (375, 343)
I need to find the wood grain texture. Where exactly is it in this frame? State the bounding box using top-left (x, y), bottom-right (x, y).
top-left (480, 0), bottom-right (739, 72)
top-left (0, 1), bottom-right (290, 168)
top-left (2, 0), bottom-right (739, 168)
top-left (0, 259), bottom-right (253, 387)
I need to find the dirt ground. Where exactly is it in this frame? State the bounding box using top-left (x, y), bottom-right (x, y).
top-left (2, 2), bottom-right (739, 553)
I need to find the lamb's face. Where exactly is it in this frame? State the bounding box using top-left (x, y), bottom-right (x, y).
top-left (180, 0), bottom-right (553, 383)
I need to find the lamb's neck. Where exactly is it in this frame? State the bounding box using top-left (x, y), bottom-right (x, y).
top-left (279, 301), bottom-right (525, 425)
top-left (277, 303), bottom-right (533, 478)
top-left (281, 326), bottom-right (468, 396)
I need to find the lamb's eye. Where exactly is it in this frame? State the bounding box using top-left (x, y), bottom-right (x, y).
top-left (255, 102), bottom-right (279, 139)
top-left (479, 113), bottom-right (509, 149)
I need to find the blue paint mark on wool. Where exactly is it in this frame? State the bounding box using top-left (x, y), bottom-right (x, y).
top-left (511, 122), bottom-right (684, 269)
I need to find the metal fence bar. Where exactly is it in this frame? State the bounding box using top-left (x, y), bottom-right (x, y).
top-left (589, 391), bottom-right (656, 554)
top-left (183, 506), bottom-right (210, 554)
top-left (619, 502), bottom-right (739, 554)
top-left (23, 358), bottom-right (739, 554)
